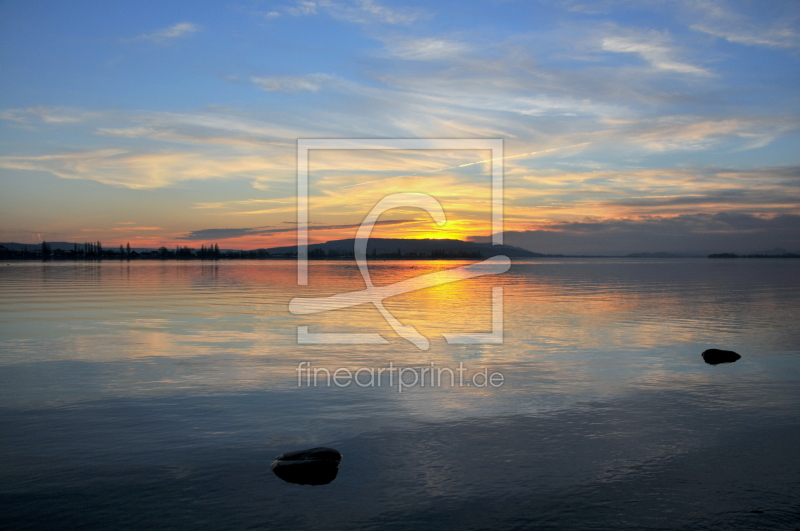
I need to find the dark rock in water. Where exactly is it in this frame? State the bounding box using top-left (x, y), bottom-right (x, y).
top-left (702, 348), bottom-right (741, 365)
top-left (272, 460), bottom-right (339, 485)
top-left (271, 447), bottom-right (342, 485)
top-left (274, 447), bottom-right (342, 463)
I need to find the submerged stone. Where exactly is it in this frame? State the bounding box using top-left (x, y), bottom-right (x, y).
top-left (702, 348), bottom-right (741, 365)
top-left (271, 447), bottom-right (342, 485)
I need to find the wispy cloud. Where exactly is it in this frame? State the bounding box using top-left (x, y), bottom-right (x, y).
top-left (93, 110), bottom-right (301, 148)
top-left (689, 0), bottom-right (800, 49)
top-left (251, 74), bottom-right (330, 92)
top-left (129, 22), bottom-right (199, 43)
top-left (693, 24), bottom-right (799, 48)
top-left (600, 28), bottom-right (713, 76)
top-left (2, 93), bottom-right (794, 193)
top-left (285, 1), bottom-right (318, 16)
top-left (192, 198), bottom-right (295, 210)
top-left (382, 36), bottom-right (469, 60)
top-left (498, 162), bottom-right (800, 227)
top-left (625, 116), bottom-right (795, 151)
top-left (0, 149), bottom-right (293, 189)
top-left (336, 0), bottom-right (423, 25)
top-left (82, 226), bottom-right (164, 232)
top-left (0, 106), bottom-right (101, 125)
top-left (266, 0), bottom-right (423, 25)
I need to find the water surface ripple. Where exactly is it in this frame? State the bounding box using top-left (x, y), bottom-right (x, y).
top-left (1, 259), bottom-right (798, 530)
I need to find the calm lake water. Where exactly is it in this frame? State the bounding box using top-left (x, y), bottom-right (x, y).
top-left (1, 258), bottom-right (799, 530)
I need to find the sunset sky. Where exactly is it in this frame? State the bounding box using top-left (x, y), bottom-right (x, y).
top-left (1, 0), bottom-right (799, 254)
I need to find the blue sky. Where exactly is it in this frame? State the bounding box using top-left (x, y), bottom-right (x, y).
top-left (1, 0), bottom-right (799, 253)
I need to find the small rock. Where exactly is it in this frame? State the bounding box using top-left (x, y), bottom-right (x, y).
top-left (271, 447), bottom-right (342, 486)
top-left (274, 447), bottom-right (342, 463)
top-left (702, 348), bottom-right (741, 365)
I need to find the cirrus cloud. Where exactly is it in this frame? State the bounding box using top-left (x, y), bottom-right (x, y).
top-left (128, 22), bottom-right (200, 43)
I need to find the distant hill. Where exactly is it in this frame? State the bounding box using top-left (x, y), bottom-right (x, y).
top-left (709, 251), bottom-right (800, 258)
top-left (18, 239), bottom-right (797, 259)
top-left (708, 246), bottom-right (800, 258)
top-left (747, 247), bottom-right (796, 256)
top-left (0, 238), bottom-right (550, 259)
top-left (263, 238), bottom-right (548, 258)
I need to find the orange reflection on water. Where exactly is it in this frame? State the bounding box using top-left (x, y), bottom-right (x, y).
top-left (3, 258), bottom-right (797, 406)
